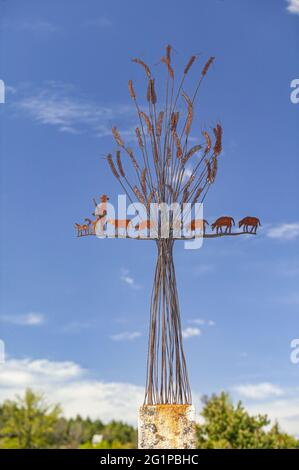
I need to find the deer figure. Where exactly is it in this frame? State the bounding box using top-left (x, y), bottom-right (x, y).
top-left (211, 216), bottom-right (235, 234)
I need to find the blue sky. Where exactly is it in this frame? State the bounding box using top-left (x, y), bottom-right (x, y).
top-left (0, 0), bottom-right (299, 433)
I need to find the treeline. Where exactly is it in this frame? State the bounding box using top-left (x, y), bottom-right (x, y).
top-left (0, 389), bottom-right (136, 449)
top-left (0, 389), bottom-right (298, 449)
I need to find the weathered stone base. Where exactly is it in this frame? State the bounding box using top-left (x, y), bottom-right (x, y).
top-left (138, 404), bottom-right (196, 449)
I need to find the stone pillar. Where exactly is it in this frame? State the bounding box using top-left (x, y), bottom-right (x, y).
top-left (138, 404), bottom-right (196, 449)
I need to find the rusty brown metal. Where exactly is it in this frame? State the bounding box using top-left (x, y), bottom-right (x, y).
top-left (75, 47), bottom-right (259, 408)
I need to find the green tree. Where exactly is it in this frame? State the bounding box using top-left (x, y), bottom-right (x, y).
top-left (0, 388), bottom-right (61, 449)
top-left (1, 389), bottom-right (298, 449)
top-left (196, 392), bottom-right (299, 449)
top-left (67, 415), bottom-right (104, 446)
top-left (78, 420), bottom-right (137, 449)
top-left (101, 420), bottom-right (137, 446)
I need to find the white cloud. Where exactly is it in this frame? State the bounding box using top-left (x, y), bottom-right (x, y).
top-left (0, 359), bottom-right (83, 387)
top-left (5, 85), bottom-right (17, 95)
top-left (286, 0), bottom-right (299, 15)
top-left (267, 223), bottom-right (299, 240)
top-left (233, 382), bottom-right (285, 400)
top-left (193, 264), bottom-right (214, 276)
top-left (12, 82), bottom-right (135, 137)
top-left (190, 318), bottom-right (205, 325)
top-left (0, 358), bottom-right (143, 424)
top-left (110, 331), bottom-right (142, 341)
top-left (182, 327), bottom-right (201, 339)
top-left (120, 269), bottom-right (140, 290)
top-left (247, 399), bottom-right (299, 437)
top-left (279, 293), bottom-right (299, 306)
top-left (189, 318), bottom-right (215, 326)
top-left (20, 20), bottom-right (60, 33)
top-left (121, 275), bottom-right (134, 286)
top-left (0, 312), bottom-right (46, 326)
top-left (61, 321), bottom-right (92, 334)
top-left (1, 19), bottom-right (60, 34)
top-left (1, 358), bottom-right (298, 434)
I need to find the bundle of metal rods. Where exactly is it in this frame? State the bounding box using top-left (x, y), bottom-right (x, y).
top-left (144, 239), bottom-right (191, 405)
top-left (106, 46), bottom-right (223, 405)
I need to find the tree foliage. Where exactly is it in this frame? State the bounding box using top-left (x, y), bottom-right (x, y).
top-left (0, 389), bottom-right (297, 449)
top-left (0, 389), bottom-right (61, 449)
top-left (196, 392), bottom-right (299, 449)
top-left (0, 389), bottom-right (136, 449)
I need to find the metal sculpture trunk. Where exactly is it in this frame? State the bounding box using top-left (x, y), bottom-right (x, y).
top-left (145, 240), bottom-right (191, 405)
top-left (75, 45), bottom-right (260, 426)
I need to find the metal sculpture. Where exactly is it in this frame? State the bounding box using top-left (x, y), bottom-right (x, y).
top-left (238, 216), bottom-right (261, 233)
top-left (75, 47), bottom-right (260, 406)
top-left (211, 216), bottom-right (235, 234)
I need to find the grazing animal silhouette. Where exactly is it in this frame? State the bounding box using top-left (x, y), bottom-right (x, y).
top-left (107, 219), bottom-right (132, 233)
top-left (85, 218), bottom-right (98, 235)
top-left (239, 216), bottom-right (261, 233)
top-left (135, 219), bottom-right (157, 231)
top-left (74, 223), bottom-right (82, 236)
top-left (211, 216), bottom-right (235, 234)
top-left (74, 223), bottom-right (89, 236)
top-left (186, 219), bottom-right (209, 234)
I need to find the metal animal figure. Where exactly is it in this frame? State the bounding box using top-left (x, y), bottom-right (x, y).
top-left (186, 219), bottom-right (209, 234)
top-left (211, 216), bottom-right (235, 234)
top-left (74, 223), bottom-right (89, 236)
top-left (85, 218), bottom-right (97, 235)
top-left (94, 194), bottom-right (109, 219)
top-left (136, 220), bottom-right (154, 231)
top-left (239, 216), bottom-right (261, 233)
top-left (74, 223), bottom-right (82, 236)
top-left (107, 219), bottom-right (132, 234)
top-left (93, 194), bottom-right (110, 235)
